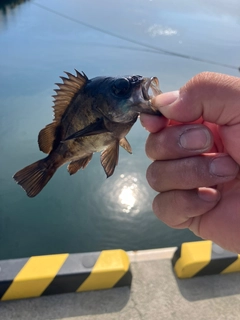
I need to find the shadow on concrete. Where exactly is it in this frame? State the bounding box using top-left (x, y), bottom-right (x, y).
top-left (0, 287), bottom-right (130, 320)
top-left (174, 271), bottom-right (240, 301)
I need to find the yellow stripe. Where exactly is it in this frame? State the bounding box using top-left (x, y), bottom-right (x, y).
top-left (77, 249), bottom-right (129, 292)
top-left (221, 254), bottom-right (240, 274)
top-left (2, 254), bottom-right (68, 300)
top-left (174, 241), bottom-right (212, 278)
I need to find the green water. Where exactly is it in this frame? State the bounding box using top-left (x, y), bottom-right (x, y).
top-left (0, 0), bottom-right (239, 260)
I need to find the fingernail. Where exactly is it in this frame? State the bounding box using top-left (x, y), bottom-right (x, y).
top-left (198, 188), bottom-right (221, 202)
top-left (151, 91), bottom-right (179, 107)
top-left (210, 156), bottom-right (239, 177)
top-left (179, 127), bottom-right (211, 151)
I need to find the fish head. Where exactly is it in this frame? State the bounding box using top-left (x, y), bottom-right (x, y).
top-left (85, 75), bottom-right (162, 123)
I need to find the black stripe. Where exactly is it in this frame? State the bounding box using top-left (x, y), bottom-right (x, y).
top-left (114, 268), bottom-right (132, 288)
top-left (0, 257), bottom-right (29, 300)
top-left (0, 280), bottom-right (13, 300)
top-left (42, 272), bottom-right (91, 295)
top-left (42, 252), bottom-right (100, 295)
top-left (195, 254), bottom-right (238, 276)
top-left (171, 246), bottom-right (181, 268)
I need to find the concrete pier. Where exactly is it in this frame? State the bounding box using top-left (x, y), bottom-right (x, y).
top-left (1, 247), bottom-right (240, 320)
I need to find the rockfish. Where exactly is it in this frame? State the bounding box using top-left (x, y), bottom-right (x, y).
top-left (13, 70), bottom-right (162, 197)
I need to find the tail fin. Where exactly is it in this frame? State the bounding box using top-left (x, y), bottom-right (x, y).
top-left (13, 157), bottom-right (57, 197)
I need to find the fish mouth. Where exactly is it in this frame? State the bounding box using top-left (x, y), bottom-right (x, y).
top-left (142, 77), bottom-right (162, 101)
top-left (141, 77), bottom-right (162, 114)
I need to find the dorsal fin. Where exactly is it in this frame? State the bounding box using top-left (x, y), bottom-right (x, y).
top-left (53, 69), bottom-right (88, 124)
top-left (38, 122), bottom-right (57, 154)
top-left (38, 70), bottom-right (88, 154)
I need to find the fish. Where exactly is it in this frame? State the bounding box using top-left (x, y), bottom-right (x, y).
top-left (13, 70), bottom-right (162, 197)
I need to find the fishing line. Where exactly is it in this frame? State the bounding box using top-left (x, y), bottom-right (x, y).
top-left (33, 2), bottom-right (239, 71)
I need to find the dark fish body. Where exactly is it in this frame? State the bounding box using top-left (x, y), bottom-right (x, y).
top-left (13, 70), bottom-right (162, 197)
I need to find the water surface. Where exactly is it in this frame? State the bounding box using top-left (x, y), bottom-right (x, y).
top-left (0, 0), bottom-right (239, 259)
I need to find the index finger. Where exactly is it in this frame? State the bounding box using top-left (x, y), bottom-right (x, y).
top-left (151, 72), bottom-right (240, 164)
top-left (139, 113), bottom-right (169, 133)
top-left (152, 72), bottom-right (240, 125)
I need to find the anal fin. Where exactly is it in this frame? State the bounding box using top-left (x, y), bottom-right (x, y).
top-left (119, 137), bottom-right (132, 154)
top-left (101, 140), bottom-right (119, 178)
top-left (67, 154), bottom-right (93, 175)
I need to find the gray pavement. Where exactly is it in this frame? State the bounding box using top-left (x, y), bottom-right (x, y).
top-left (1, 256), bottom-right (240, 320)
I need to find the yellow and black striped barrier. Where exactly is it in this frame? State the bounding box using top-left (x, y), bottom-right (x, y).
top-left (172, 240), bottom-right (240, 279)
top-left (0, 249), bottom-right (132, 301)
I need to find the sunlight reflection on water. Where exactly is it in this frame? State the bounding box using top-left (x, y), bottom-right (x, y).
top-left (100, 172), bottom-right (150, 220)
top-left (119, 174), bottom-right (138, 214)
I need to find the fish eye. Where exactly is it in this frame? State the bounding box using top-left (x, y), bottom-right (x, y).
top-left (112, 78), bottom-right (130, 96)
top-left (130, 75), bottom-right (142, 83)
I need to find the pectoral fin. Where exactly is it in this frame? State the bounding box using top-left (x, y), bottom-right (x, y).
top-left (101, 140), bottom-right (119, 178)
top-left (119, 137), bottom-right (132, 154)
top-left (63, 118), bottom-right (109, 141)
top-left (67, 154), bottom-right (93, 175)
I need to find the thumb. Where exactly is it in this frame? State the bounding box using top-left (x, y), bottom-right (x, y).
top-left (152, 72), bottom-right (240, 125)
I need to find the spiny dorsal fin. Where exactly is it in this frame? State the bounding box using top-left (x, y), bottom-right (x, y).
top-left (100, 140), bottom-right (119, 178)
top-left (119, 137), bottom-right (132, 154)
top-left (38, 70), bottom-right (88, 154)
top-left (53, 69), bottom-right (88, 124)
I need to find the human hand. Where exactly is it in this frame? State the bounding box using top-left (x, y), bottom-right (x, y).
top-left (140, 72), bottom-right (240, 253)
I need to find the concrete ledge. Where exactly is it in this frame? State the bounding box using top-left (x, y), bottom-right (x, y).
top-left (172, 240), bottom-right (240, 279)
top-left (127, 247), bottom-right (176, 262)
top-left (0, 250), bottom-right (132, 301)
